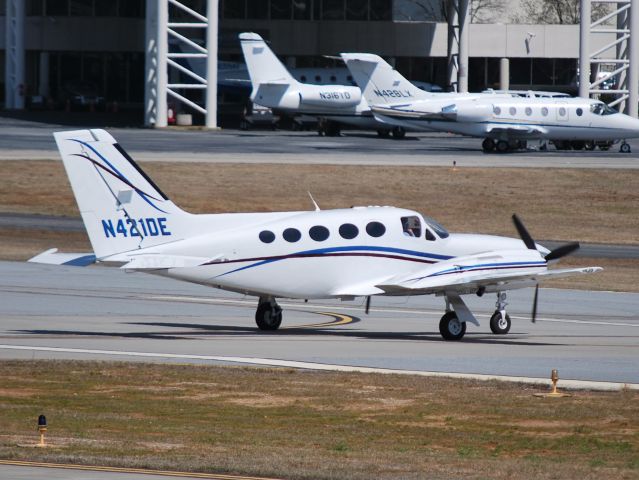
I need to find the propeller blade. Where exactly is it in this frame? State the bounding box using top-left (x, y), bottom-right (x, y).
top-left (544, 242), bottom-right (580, 262)
top-left (365, 296), bottom-right (371, 315)
top-left (512, 214), bottom-right (536, 250)
top-left (531, 284), bottom-right (539, 323)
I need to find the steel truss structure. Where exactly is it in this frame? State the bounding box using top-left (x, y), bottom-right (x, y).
top-left (144, 0), bottom-right (218, 128)
top-left (580, 0), bottom-right (638, 116)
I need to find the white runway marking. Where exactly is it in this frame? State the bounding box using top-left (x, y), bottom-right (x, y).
top-left (1, 344), bottom-right (636, 392)
top-left (147, 295), bottom-right (639, 327)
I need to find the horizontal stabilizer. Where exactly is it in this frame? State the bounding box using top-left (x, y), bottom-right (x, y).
top-left (28, 248), bottom-right (96, 267)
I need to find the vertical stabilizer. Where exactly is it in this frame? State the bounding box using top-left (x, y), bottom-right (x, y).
top-left (239, 33), bottom-right (297, 90)
top-left (341, 53), bottom-right (431, 105)
top-left (54, 129), bottom-right (192, 260)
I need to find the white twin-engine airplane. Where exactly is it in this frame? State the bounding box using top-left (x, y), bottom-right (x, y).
top-left (341, 53), bottom-right (639, 153)
top-left (30, 129), bottom-right (601, 341)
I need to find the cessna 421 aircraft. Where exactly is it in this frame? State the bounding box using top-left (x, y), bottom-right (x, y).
top-left (30, 129), bottom-right (601, 340)
top-left (341, 53), bottom-right (639, 153)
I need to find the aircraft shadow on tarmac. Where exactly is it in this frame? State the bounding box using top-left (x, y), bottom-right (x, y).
top-left (13, 308), bottom-right (559, 346)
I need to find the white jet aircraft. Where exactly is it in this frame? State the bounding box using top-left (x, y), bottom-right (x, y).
top-left (239, 32), bottom-right (408, 138)
top-left (341, 53), bottom-right (639, 153)
top-left (30, 129), bottom-right (601, 341)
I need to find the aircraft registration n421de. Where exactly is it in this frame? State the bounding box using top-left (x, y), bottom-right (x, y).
top-left (30, 129), bottom-right (601, 340)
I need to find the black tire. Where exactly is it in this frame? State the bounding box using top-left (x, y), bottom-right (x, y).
top-left (482, 138), bottom-right (495, 153)
top-left (620, 143), bottom-right (631, 153)
top-left (571, 141), bottom-right (585, 150)
top-left (584, 141), bottom-right (595, 151)
top-left (391, 127), bottom-right (406, 139)
top-left (377, 129), bottom-right (390, 138)
top-left (489, 311), bottom-right (511, 335)
top-left (255, 303), bottom-right (282, 331)
top-left (439, 311), bottom-right (466, 341)
top-left (496, 140), bottom-right (509, 153)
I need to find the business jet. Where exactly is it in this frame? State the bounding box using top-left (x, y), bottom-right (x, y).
top-left (29, 129), bottom-right (601, 341)
top-left (239, 33), bottom-right (411, 138)
top-left (341, 53), bottom-right (639, 153)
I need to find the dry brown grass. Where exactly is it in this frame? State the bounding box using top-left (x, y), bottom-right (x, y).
top-left (1, 160), bottom-right (638, 243)
top-left (1, 361), bottom-right (638, 480)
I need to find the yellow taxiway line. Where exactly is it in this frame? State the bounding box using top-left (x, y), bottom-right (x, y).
top-left (0, 459), bottom-right (283, 480)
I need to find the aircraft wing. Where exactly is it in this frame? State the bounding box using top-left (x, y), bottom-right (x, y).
top-left (486, 124), bottom-right (549, 138)
top-left (370, 105), bottom-right (452, 120)
top-left (376, 266), bottom-right (602, 296)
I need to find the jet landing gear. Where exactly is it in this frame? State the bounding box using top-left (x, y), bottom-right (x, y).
top-left (439, 311), bottom-right (466, 341)
top-left (255, 297), bottom-right (282, 330)
top-left (489, 292), bottom-right (511, 335)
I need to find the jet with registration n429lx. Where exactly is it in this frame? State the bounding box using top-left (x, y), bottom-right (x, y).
top-left (29, 129), bottom-right (601, 341)
top-left (341, 53), bottom-right (639, 153)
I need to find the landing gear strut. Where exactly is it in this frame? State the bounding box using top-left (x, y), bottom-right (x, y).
top-left (489, 292), bottom-right (511, 335)
top-left (255, 297), bottom-right (282, 330)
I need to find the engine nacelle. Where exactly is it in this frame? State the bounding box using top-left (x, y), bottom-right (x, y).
top-left (455, 103), bottom-right (494, 122)
top-left (252, 85), bottom-right (300, 110)
top-left (299, 87), bottom-right (361, 108)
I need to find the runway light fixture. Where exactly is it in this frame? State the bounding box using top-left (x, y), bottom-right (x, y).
top-left (37, 414), bottom-right (47, 446)
top-left (534, 369), bottom-right (572, 398)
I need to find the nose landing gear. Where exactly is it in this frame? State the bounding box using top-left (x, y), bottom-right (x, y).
top-left (490, 292), bottom-right (511, 334)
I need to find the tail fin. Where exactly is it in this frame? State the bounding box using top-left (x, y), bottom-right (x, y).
top-left (239, 32), bottom-right (297, 90)
top-left (54, 129), bottom-right (191, 260)
top-left (340, 53), bottom-right (431, 105)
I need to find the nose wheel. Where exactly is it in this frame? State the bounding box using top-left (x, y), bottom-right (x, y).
top-left (490, 292), bottom-right (511, 334)
top-left (255, 297), bottom-right (282, 330)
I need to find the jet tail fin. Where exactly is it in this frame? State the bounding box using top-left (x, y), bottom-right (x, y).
top-left (341, 53), bottom-right (432, 105)
top-left (54, 129), bottom-right (193, 260)
top-left (239, 32), bottom-right (297, 95)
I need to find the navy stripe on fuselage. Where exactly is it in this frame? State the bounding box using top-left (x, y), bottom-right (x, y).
top-left (210, 245), bottom-right (453, 278)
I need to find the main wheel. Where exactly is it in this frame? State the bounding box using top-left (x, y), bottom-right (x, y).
top-left (620, 143), bottom-right (631, 153)
top-left (255, 303), bottom-right (282, 331)
top-left (584, 141), bottom-right (595, 151)
top-left (495, 140), bottom-right (509, 153)
top-left (482, 138), bottom-right (495, 153)
top-left (571, 141), bottom-right (585, 150)
top-left (391, 127), bottom-right (406, 139)
top-left (377, 129), bottom-right (390, 138)
top-left (439, 311), bottom-right (466, 341)
top-left (489, 311), bottom-right (511, 335)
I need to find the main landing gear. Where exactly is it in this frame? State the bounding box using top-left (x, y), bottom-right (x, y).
top-left (438, 292), bottom-right (511, 341)
top-left (482, 138), bottom-right (527, 153)
top-left (255, 297), bottom-right (282, 330)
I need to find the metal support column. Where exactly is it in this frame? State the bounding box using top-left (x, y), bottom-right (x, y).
top-left (629, 0), bottom-right (638, 117)
top-left (446, 0), bottom-right (470, 93)
top-left (156, 0), bottom-right (169, 127)
top-left (204, 0), bottom-right (218, 129)
top-left (4, 0), bottom-right (25, 110)
top-left (144, 0), bottom-right (159, 126)
top-left (458, 0), bottom-right (469, 93)
top-left (579, 0), bottom-right (591, 98)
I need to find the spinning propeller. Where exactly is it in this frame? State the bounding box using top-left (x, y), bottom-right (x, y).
top-left (512, 214), bottom-right (580, 323)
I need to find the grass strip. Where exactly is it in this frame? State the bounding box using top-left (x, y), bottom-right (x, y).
top-left (1, 360), bottom-right (638, 480)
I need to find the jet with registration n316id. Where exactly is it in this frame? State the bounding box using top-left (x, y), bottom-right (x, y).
top-left (29, 129), bottom-right (601, 341)
top-left (341, 53), bottom-right (639, 153)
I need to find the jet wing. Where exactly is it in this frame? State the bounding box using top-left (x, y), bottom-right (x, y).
top-left (487, 124), bottom-right (549, 138)
top-left (370, 105), bottom-right (453, 120)
top-left (377, 266), bottom-right (602, 296)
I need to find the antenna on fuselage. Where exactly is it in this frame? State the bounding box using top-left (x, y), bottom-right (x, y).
top-left (308, 191), bottom-right (321, 211)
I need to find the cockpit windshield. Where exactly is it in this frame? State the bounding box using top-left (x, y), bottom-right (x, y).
top-left (423, 215), bottom-right (450, 239)
top-left (590, 102), bottom-right (617, 116)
